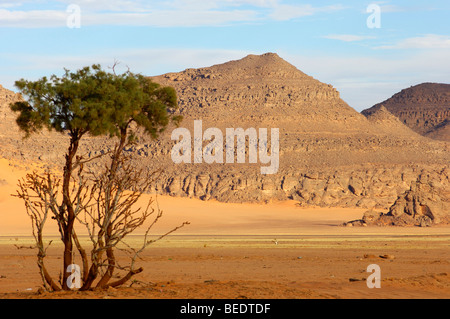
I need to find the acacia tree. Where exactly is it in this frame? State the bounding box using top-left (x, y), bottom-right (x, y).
top-left (11, 64), bottom-right (184, 290)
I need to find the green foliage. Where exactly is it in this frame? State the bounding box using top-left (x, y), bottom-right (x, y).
top-left (10, 64), bottom-right (181, 141)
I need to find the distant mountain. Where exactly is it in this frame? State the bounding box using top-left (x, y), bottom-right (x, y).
top-left (362, 83), bottom-right (450, 141)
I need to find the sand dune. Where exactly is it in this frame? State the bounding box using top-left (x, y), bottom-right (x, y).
top-left (0, 157), bottom-right (366, 236)
top-left (1, 157), bottom-right (448, 238)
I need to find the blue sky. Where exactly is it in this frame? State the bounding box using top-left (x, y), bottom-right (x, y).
top-left (0, 0), bottom-right (449, 111)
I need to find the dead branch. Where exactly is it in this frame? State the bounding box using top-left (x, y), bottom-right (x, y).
top-left (14, 171), bottom-right (62, 291)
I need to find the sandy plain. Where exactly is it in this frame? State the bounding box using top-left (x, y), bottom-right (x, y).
top-left (0, 158), bottom-right (449, 299)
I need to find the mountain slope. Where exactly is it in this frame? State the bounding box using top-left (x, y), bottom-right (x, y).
top-left (1, 54), bottom-right (449, 209)
top-left (362, 83), bottom-right (450, 141)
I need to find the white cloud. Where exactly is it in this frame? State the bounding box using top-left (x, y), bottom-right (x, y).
top-left (86, 10), bottom-right (260, 27)
top-left (0, 9), bottom-right (68, 27)
top-left (269, 3), bottom-right (343, 21)
top-left (364, 2), bottom-right (404, 13)
top-left (56, 0), bottom-right (151, 12)
top-left (0, 7), bottom-right (261, 27)
top-left (269, 4), bottom-right (315, 20)
top-left (0, 0), bottom-right (345, 28)
top-left (323, 34), bottom-right (376, 42)
top-left (379, 4), bottom-right (404, 13)
top-left (377, 34), bottom-right (450, 49)
top-left (0, 2), bottom-right (22, 8)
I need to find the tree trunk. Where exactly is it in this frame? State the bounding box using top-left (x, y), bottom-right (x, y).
top-left (95, 129), bottom-right (127, 289)
top-left (61, 132), bottom-right (80, 290)
top-left (105, 267), bottom-right (143, 288)
top-left (37, 257), bottom-right (61, 291)
top-left (36, 227), bottom-right (61, 291)
top-left (73, 231), bottom-right (89, 282)
top-left (80, 237), bottom-right (105, 291)
top-left (95, 225), bottom-right (115, 288)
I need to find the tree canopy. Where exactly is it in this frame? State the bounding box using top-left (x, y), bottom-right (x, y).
top-left (11, 64), bottom-right (181, 141)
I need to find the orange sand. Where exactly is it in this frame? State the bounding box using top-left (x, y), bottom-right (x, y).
top-left (1, 158), bottom-right (449, 299)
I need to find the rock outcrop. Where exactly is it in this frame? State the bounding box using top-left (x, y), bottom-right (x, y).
top-left (362, 83), bottom-right (450, 141)
top-left (150, 164), bottom-right (449, 210)
top-left (0, 84), bottom-right (21, 122)
top-left (344, 170), bottom-right (450, 226)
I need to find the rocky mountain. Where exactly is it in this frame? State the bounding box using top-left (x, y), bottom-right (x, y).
top-left (0, 84), bottom-right (20, 122)
top-left (1, 54), bottom-right (449, 220)
top-left (362, 83), bottom-right (450, 141)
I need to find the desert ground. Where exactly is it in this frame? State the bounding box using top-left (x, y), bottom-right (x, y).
top-left (0, 159), bottom-right (449, 299)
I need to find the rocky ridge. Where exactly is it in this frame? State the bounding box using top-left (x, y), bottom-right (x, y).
top-left (362, 83), bottom-right (450, 141)
top-left (1, 54), bottom-right (449, 222)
